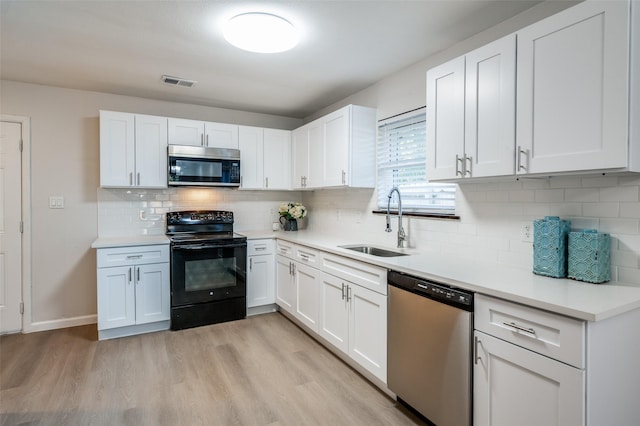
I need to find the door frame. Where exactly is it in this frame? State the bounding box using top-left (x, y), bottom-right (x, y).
top-left (1, 115), bottom-right (32, 333)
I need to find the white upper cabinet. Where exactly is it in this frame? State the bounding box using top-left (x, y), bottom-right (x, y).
top-left (427, 34), bottom-right (516, 181)
top-left (239, 126), bottom-right (291, 190)
top-left (292, 104), bottom-right (376, 189)
top-left (168, 118), bottom-right (238, 149)
top-left (100, 111), bottom-right (167, 188)
top-left (516, 0), bottom-right (634, 175)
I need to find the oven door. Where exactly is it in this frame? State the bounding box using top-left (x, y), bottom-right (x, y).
top-left (171, 241), bottom-right (246, 306)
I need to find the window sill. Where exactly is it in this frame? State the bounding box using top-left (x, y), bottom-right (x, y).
top-left (371, 210), bottom-right (460, 220)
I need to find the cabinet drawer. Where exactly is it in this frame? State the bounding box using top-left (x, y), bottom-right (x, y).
top-left (276, 240), bottom-right (295, 259)
top-left (295, 245), bottom-right (319, 266)
top-left (321, 252), bottom-right (387, 295)
top-left (475, 294), bottom-right (585, 368)
top-left (247, 239), bottom-right (274, 256)
top-left (97, 244), bottom-right (169, 268)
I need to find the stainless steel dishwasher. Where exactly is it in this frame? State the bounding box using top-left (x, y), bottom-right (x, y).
top-left (388, 270), bottom-right (473, 426)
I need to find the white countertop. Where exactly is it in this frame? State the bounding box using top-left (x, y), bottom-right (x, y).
top-left (264, 230), bottom-right (640, 322)
top-left (91, 235), bottom-right (169, 249)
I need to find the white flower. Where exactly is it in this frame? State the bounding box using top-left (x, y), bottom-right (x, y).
top-left (279, 202), bottom-right (307, 219)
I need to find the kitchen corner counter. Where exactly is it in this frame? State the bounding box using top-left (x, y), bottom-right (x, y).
top-left (91, 235), bottom-right (170, 249)
top-left (273, 230), bottom-right (640, 322)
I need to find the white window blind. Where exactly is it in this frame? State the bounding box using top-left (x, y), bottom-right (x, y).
top-left (377, 107), bottom-right (456, 213)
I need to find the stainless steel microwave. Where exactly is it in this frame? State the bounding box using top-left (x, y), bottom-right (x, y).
top-left (168, 145), bottom-right (240, 187)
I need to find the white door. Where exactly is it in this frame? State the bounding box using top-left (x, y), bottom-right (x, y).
top-left (135, 262), bottom-right (170, 325)
top-left (322, 107), bottom-right (350, 187)
top-left (135, 114), bottom-right (168, 188)
top-left (239, 126), bottom-right (264, 189)
top-left (275, 255), bottom-right (294, 313)
top-left (318, 272), bottom-right (349, 353)
top-left (292, 125), bottom-right (309, 189)
top-left (97, 266), bottom-right (136, 330)
top-left (99, 111), bottom-right (135, 187)
top-left (167, 118), bottom-right (204, 146)
top-left (348, 284), bottom-right (387, 382)
top-left (0, 121), bottom-right (23, 333)
top-left (306, 122), bottom-right (323, 188)
top-left (263, 129), bottom-right (291, 190)
top-left (474, 331), bottom-right (584, 426)
top-left (516, 1), bottom-right (629, 174)
top-left (465, 34), bottom-right (516, 178)
top-left (295, 262), bottom-right (320, 332)
top-left (247, 253), bottom-right (274, 308)
top-left (426, 56), bottom-right (466, 181)
top-left (204, 122), bottom-right (238, 149)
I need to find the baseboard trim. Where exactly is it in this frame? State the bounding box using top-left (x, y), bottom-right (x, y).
top-left (26, 314), bottom-right (97, 333)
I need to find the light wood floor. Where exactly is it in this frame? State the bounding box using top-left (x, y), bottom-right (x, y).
top-left (1, 312), bottom-right (426, 426)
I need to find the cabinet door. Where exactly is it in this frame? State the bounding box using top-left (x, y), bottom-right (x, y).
top-left (135, 114), bottom-right (168, 188)
top-left (295, 263), bottom-right (321, 332)
top-left (348, 284), bottom-right (387, 382)
top-left (318, 272), bottom-right (349, 353)
top-left (97, 266), bottom-right (136, 330)
top-left (239, 126), bottom-right (264, 189)
top-left (205, 122), bottom-right (238, 149)
top-left (275, 255), bottom-right (295, 314)
top-left (306, 121), bottom-right (323, 188)
top-left (516, 1), bottom-right (629, 174)
top-left (247, 253), bottom-right (275, 308)
top-left (292, 125), bottom-right (309, 189)
top-left (474, 331), bottom-right (584, 426)
top-left (100, 111), bottom-right (135, 187)
top-left (465, 34), bottom-right (516, 178)
top-left (322, 107), bottom-right (350, 187)
top-left (168, 118), bottom-right (204, 146)
top-left (426, 56), bottom-right (466, 181)
top-left (135, 262), bottom-right (170, 325)
top-left (263, 129), bottom-right (291, 190)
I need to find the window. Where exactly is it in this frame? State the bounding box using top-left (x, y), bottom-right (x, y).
top-left (377, 107), bottom-right (456, 214)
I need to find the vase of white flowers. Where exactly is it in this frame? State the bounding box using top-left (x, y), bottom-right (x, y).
top-left (278, 202), bottom-right (307, 231)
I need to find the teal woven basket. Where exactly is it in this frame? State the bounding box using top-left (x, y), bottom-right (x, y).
top-left (533, 216), bottom-right (571, 278)
top-left (568, 230), bottom-right (611, 283)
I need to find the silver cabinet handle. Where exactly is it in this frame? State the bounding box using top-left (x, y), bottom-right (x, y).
top-left (517, 146), bottom-right (529, 172)
top-left (255, 246), bottom-right (267, 251)
top-left (474, 336), bottom-right (481, 365)
top-left (136, 267), bottom-right (140, 282)
top-left (455, 155), bottom-right (463, 177)
top-left (292, 263), bottom-right (296, 276)
top-left (128, 267), bottom-right (132, 283)
top-left (265, 177), bottom-right (269, 188)
top-left (503, 321), bottom-right (536, 335)
top-left (288, 261), bottom-right (292, 275)
top-left (129, 172), bottom-right (133, 186)
top-left (299, 253), bottom-right (310, 261)
top-left (200, 133), bottom-right (204, 146)
top-left (341, 170), bottom-right (346, 185)
top-left (341, 283), bottom-right (346, 300)
top-left (249, 257), bottom-right (253, 271)
top-left (465, 155), bottom-right (472, 177)
top-left (137, 172), bottom-right (141, 186)
top-left (346, 285), bottom-right (352, 302)
top-left (126, 254), bottom-right (142, 260)
top-left (205, 134), bottom-right (209, 147)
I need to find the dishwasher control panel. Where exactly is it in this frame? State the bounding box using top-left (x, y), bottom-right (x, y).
top-left (414, 280), bottom-right (473, 306)
top-left (388, 270), bottom-right (474, 310)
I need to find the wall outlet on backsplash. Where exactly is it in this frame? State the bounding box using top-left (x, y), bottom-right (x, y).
top-left (521, 223), bottom-right (533, 243)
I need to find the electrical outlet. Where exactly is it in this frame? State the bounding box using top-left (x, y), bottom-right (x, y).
top-left (521, 223), bottom-right (533, 242)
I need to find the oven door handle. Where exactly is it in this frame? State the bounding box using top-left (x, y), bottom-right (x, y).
top-left (172, 243), bottom-right (247, 250)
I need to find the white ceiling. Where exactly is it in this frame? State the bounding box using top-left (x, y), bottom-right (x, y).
top-left (0, 0), bottom-right (541, 118)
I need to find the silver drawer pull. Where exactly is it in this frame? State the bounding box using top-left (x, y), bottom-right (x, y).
top-left (255, 246), bottom-right (267, 251)
top-left (504, 321), bottom-right (536, 335)
top-left (126, 255), bottom-right (143, 260)
top-left (299, 254), bottom-right (310, 260)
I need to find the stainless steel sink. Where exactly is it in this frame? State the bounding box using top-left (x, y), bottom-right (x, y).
top-left (339, 245), bottom-right (409, 257)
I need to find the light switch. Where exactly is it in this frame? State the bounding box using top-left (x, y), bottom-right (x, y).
top-left (49, 196), bottom-right (64, 209)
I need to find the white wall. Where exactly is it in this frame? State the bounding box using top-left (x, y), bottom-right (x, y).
top-left (0, 80), bottom-right (302, 328)
top-left (302, 0), bottom-right (640, 286)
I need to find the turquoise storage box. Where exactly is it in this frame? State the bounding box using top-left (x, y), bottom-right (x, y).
top-left (533, 216), bottom-right (571, 278)
top-left (568, 230), bottom-right (611, 283)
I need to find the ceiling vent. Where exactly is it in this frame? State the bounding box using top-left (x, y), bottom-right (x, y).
top-left (161, 75), bottom-right (197, 88)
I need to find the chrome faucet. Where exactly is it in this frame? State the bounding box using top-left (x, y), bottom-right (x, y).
top-left (385, 187), bottom-right (405, 248)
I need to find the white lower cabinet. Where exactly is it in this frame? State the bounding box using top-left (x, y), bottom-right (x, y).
top-left (319, 271), bottom-right (387, 383)
top-left (474, 293), bottom-right (640, 426)
top-left (275, 240), bottom-right (388, 385)
top-left (96, 244), bottom-right (170, 340)
top-left (247, 239), bottom-right (276, 315)
top-left (474, 330), bottom-right (584, 426)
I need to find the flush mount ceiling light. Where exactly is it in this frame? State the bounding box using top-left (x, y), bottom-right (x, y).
top-left (223, 12), bottom-right (299, 53)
